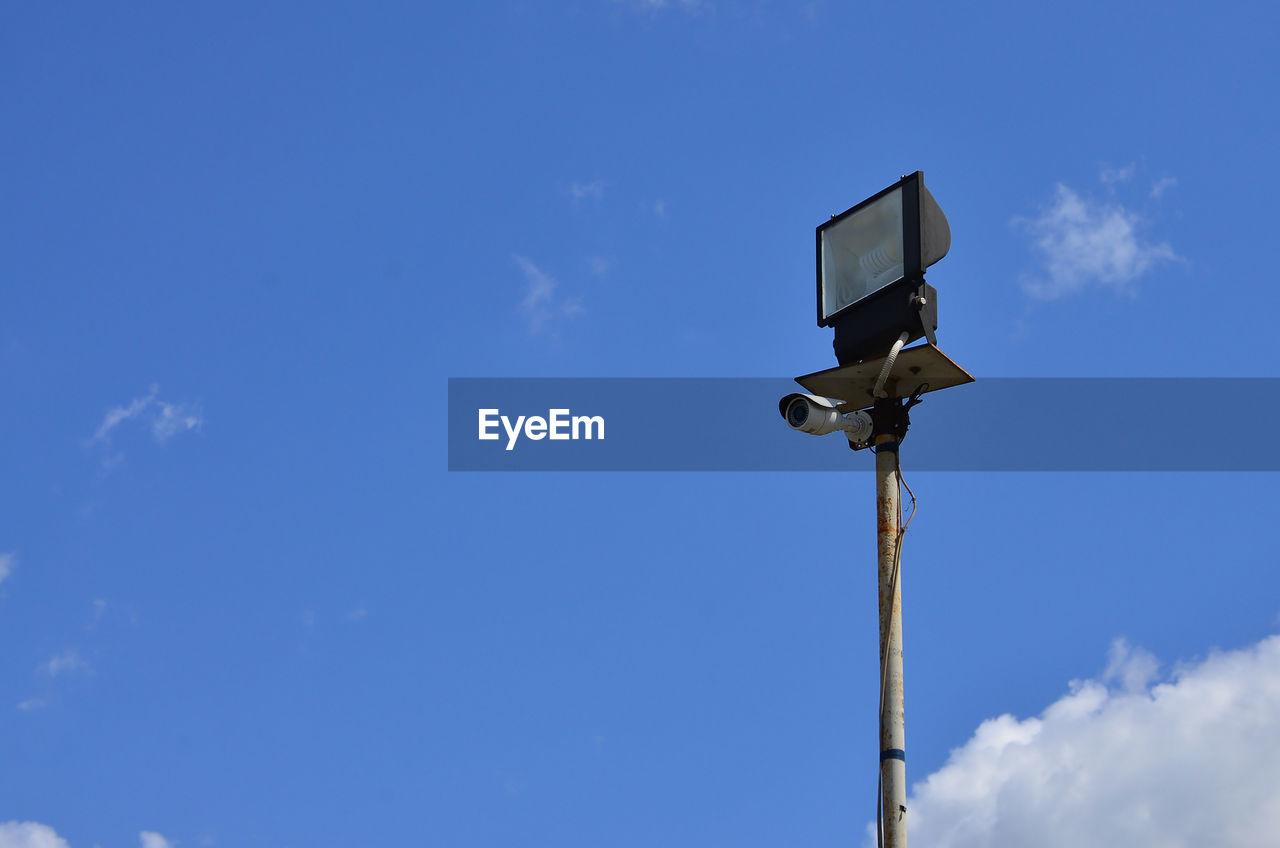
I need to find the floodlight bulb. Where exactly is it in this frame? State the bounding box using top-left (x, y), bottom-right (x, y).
top-left (861, 242), bottom-right (903, 277)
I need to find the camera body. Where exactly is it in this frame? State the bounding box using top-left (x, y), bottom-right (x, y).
top-left (778, 393), bottom-right (873, 443)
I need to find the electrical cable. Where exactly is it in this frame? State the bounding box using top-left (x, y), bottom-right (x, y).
top-left (898, 450), bottom-right (917, 534)
top-left (873, 332), bottom-right (911, 399)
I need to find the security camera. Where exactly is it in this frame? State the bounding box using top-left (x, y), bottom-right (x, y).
top-left (779, 393), bottom-right (873, 442)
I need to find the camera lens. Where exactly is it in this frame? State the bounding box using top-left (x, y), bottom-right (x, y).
top-left (786, 399), bottom-right (809, 428)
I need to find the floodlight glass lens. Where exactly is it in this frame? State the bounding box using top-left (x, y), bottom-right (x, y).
top-left (787, 399), bottom-right (809, 428)
top-left (821, 188), bottom-right (905, 320)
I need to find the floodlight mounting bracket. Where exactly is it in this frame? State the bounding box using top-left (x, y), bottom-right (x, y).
top-left (831, 277), bottom-right (938, 366)
top-left (795, 343), bottom-right (972, 411)
top-left (910, 282), bottom-right (937, 347)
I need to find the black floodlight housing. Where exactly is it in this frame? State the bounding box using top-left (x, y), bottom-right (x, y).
top-left (817, 171), bottom-right (951, 365)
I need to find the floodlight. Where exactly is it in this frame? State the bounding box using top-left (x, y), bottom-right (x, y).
top-left (817, 171), bottom-right (950, 365)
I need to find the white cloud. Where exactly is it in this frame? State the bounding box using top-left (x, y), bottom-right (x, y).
top-left (347, 607), bottom-right (368, 622)
top-left (85, 598), bottom-right (137, 629)
top-left (1150, 176), bottom-right (1177, 199)
top-left (152, 401), bottom-right (202, 442)
top-left (40, 649), bottom-right (88, 678)
top-left (90, 386), bottom-right (202, 447)
top-left (884, 634), bottom-right (1280, 848)
top-left (16, 697), bottom-right (46, 712)
top-left (0, 822), bottom-right (70, 848)
top-left (514, 256), bottom-right (584, 335)
top-left (139, 832), bottom-right (172, 848)
top-left (568, 180), bottom-right (605, 201)
top-left (1015, 184), bottom-right (1178, 299)
top-left (92, 386), bottom-right (158, 443)
top-left (0, 552), bottom-right (14, 588)
top-left (517, 256), bottom-right (555, 322)
top-left (1102, 637), bottom-right (1159, 693)
top-left (0, 822), bottom-right (172, 848)
top-left (624, 0), bottom-right (702, 10)
top-left (88, 599), bottom-right (108, 629)
top-left (1100, 162), bottom-right (1136, 184)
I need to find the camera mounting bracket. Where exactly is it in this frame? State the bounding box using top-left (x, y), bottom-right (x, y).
top-left (793, 343), bottom-right (973, 413)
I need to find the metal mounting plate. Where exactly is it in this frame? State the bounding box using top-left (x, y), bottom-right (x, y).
top-left (795, 344), bottom-right (974, 412)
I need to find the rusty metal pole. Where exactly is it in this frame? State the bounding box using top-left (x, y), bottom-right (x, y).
top-left (875, 433), bottom-right (907, 847)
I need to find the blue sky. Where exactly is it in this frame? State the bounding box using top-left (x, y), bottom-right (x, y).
top-left (3, 2), bottom-right (1280, 846)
